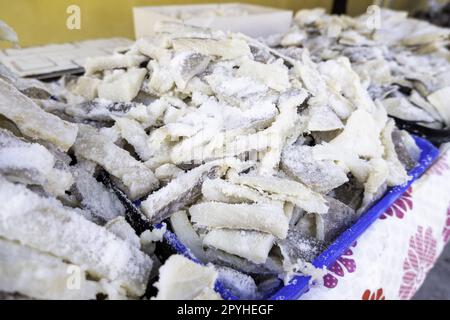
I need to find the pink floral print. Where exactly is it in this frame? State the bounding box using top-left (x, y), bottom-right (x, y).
top-left (323, 242), bottom-right (357, 289)
top-left (399, 226), bottom-right (438, 300)
top-left (380, 187), bottom-right (413, 220)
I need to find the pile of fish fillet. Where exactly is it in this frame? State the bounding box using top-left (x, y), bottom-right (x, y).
top-left (0, 8), bottom-right (448, 300)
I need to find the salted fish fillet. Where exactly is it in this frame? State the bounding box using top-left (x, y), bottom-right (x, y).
top-left (84, 53), bottom-right (147, 75)
top-left (0, 239), bottom-right (110, 300)
top-left (141, 159), bottom-right (253, 223)
top-left (141, 163), bottom-right (221, 224)
top-left (73, 125), bottom-right (159, 200)
top-left (203, 229), bottom-right (274, 264)
top-left (172, 38), bottom-right (251, 60)
top-left (0, 177), bottom-right (152, 297)
top-left (154, 254), bottom-right (218, 300)
top-left (189, 201), bottom-right (289, 239)
top-left (0, 79), bottom-right (78, 151)
top-left (0, 128), bottom-right (73, 196)
top-left (228, 174), bottom-right (328, 214)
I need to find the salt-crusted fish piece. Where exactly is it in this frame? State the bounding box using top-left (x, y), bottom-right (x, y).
top-left (203, 229), bottom-right (275, 264)
top-left (312, 109), bottom-right (385, 174)
top-left (113, 117), bottom-right (152, 161)
top-left (427, 87), bottom-right (450, 127)
top-left (68, 76), bottom-right (101, 100)
top-left (205, 248), bottom-right (283, 275)
top-left (141, 159), bottom-right (250, 224)
top-left (201, 178), bottom-right (271, 204)
top-left (72, 163), bottom-right (125, 223)
top-left (392, 128), bottom-right (420, 171)
top-left (170, 51), bottom-right (211, 90)
top-left (277, 230), bottom-right (327, 267)
top-left (73, 125), bottom-right (158, 200)
top-left (65, 99), bottom-right (142, 122)
top-left (155, 163), bottom-right (183, 183)
top-left (0, 177), bottom-right (153, 297)
top-left (236, 57), bottom-right (290, 92)
top-left (84, 53), bottom-right (147, 75)
top-left (190, 201), bottom-right (288, 239)
top-left (316, 197), bottom-right (358, 242)
top-left (153, 254), bottom-right (218, 300)
top-left (204, 68), bottom-right (269, 107)
top-left (281, 144), bottom-right (348, 194)
top-left (381, 119), bottom-right (410, 186)
top-left (216, 266), bottom-right (258, 300)
top-left (0, 79), bottom-right (78, 151)
top-left (134, 37), bottom-right (171, 61)
top-left (98, 68), bottom-right (147, 102)
top-left (105, 216), bottom-right (141, 248)
top-left (228, 174), bottom-right (328, 214)
top-left (381, 97), bottom-right (435, 123)
top-left (0, 239), bottom-right (112, 300)
top-left (358, 159), bottom-right (389, 215)
top-left (0, 129), bottom-right (73, 196)
top-left (304, 102), bottom-right (344, 132)
top-left (409, 90), bottom-right (443, 123)
top-left (170, 210), bottom-right (206, 262)
top-left (172, 38), bottom-right (252, 60)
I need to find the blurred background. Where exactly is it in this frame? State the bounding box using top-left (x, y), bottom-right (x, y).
top-left (0, 0), bottom-right (445, 48)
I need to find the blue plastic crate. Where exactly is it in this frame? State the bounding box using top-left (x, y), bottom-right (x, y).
top-left (161, 136), bottom-right (440, 300)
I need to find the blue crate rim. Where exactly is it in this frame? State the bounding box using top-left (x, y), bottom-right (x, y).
top-left (158, 136), bottom-right (440, 301)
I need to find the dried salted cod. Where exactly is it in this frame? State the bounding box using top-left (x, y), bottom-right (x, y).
top-left (0, 79), bottom-right (78, 151)
top-left (228, 174), bottom-right (328, 214)
top-left (381, 97), bottom-right (435, 123)
top-left (203, 229), bottom-right (275, 264)
top-left (73, 125), bottom-right (158, 200)
top-left (201, 178), bottom-right (272, 204)
top-left (0, 239), bottom-right (113, 300)
top-left (134, 37), bottom-right (171, 61)
top-left (392, 129), bottom-right (420, 170)
top-left (0, 177), bottom-right (152, 297)
top-left (315, 197), bottom-right (358, 242)
top-left (312, 109), bottom-right (385, 173)
top-left (69, 76), bottom-right (101, 100)
top-left (172, 37), bottom-right (251, 60)
top-left (427, 87), bottom-right (450, 127)
top-left (65, 99), bottom-right (143, 122)
top-left (278, 230), bottom-right (326, 267)
top-left (141, 159), bottom-right (252, 223)
top-left (72, 163), bottom-right (125, 222)
top-left (216, 266), bottom-right (258, 300)
top-left (190, 201), bottom-right (288, 239)
top-left (236, 57), bottom-right (290, 92)
top-left (0, 129), bottom-right (73, 196)
top-left (113, 116), bottom-right (152, 161)
top-left (84, 53), bottom-right (147, 75)
top-left (281, 144), bottom-right (348, 194)
top-left (170, 51), bottom-right (211, 90)
top-left (219, 89), bottom-right (308, 175)
top-left (380, 119), bottom-right (410, 186)
top-left (153, 255), bottom-right (218, 300)
top-left (98, 68), bottom-right (147, 102)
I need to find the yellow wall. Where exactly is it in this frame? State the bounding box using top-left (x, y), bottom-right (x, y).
top-left (0, 0), bottom-right (427, 48)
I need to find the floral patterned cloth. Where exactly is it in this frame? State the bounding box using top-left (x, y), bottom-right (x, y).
top-left (301, 145), bottom-right (450, 300)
